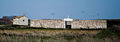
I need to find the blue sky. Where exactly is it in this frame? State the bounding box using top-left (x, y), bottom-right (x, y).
top-left (0, 0), bottom-right (120, 20)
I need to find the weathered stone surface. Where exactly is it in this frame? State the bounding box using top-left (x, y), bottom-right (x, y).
top-left (30, 19), bottom-right (65, 28)
top-left (30, 19), bottom-right (107, 29)
top-left (72, 20), bottom-right (107, 29)
top-left (13, 16), bottom-right (28, 25)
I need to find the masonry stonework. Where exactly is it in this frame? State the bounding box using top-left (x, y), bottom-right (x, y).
top-left (30, 19), bottom-right (65, 28)
top-left (13, 16), bottom-right (28, 25)
top-left (71, 20), bottom-right (107, 29)
top-left (30, 19), bottom-right (107, 29)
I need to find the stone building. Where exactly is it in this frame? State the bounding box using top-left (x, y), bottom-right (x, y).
top-left (13, 16), bottom-right (28, 25)
top-left (0, 15), bottom-right (28, 25)
top-left (0, 15), bottom-right (107, 29)
top-left (30, 17), bottom-right (107, 29)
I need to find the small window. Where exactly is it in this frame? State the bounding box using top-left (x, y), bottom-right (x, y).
top-left (23, 20), bottom-right (25, 22)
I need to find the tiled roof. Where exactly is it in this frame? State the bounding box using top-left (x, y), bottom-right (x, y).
top-left (13, 15), bottom-right (24, 19)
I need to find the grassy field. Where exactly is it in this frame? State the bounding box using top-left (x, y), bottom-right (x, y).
top-left (0, 28), bottom-right (119, 42)
top-left (0, 25), bottom-right (120, 42)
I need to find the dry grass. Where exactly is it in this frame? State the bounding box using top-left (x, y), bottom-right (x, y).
top-left (0, 29), bottom-right (101, 37)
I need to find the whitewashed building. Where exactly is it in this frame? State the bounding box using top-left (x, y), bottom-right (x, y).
top-left (0, 15), bottom-right (28, 25)
top-left (13, 16), bottom-right (28, 25)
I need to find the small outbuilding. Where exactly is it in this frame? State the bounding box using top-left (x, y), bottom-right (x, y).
top-left (0, 15), bottom-right (28, 25)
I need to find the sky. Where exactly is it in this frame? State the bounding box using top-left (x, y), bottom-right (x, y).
top-left (0, 0), bottom-right (120, 20)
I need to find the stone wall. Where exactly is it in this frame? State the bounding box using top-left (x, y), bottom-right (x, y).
top-left (30, 19), bottom-right (107, 29)
top-left (30, 19), bottom-right (65, 28)
top-left (72, 20), bottom-right (107, 29)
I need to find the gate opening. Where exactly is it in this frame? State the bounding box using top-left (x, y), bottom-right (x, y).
top-left (66, 25), bottom-right (71, 29)
top-left (65, 21), bottom-right (72, 29)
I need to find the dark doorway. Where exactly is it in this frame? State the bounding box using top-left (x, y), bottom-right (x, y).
top-left (65, 21), bottom-right (72, 29)
top-left (66, 25), bottom-right (71, 29)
